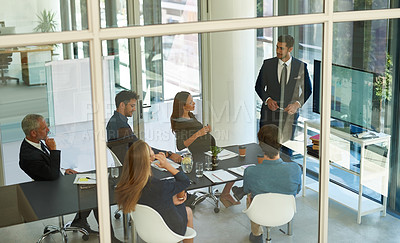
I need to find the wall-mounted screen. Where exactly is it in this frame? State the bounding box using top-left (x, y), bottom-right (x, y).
top-left (313, 60), bottom-right (376, 131)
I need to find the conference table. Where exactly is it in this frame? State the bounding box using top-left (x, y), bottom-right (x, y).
top-left (153, 142), bottom-right (291, 191)
top-left (0, 143), bottom-right (290, 242)
top-left (0, 168), bottom-right (118, 241)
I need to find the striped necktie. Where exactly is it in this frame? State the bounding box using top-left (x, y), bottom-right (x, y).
top-left (40, 141), bottom-right (50, 156)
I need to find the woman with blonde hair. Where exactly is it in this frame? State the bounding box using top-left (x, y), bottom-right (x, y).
top-left (116, 140), bottom-right (193, 241)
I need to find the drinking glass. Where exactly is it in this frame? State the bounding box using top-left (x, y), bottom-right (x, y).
top-left (195, 162), bottom-right (204, 177)
top-left (204, 155), bottom-right (213, 171)
top-left (111, 167), bottom-right (119, 178)
top-left (181, 153), bottom-right (193, 173)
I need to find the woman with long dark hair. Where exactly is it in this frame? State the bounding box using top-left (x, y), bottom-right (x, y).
top-left (115, 140), bottom-right (194, 241)
top-left (170, 91), bottom-right (239, 207)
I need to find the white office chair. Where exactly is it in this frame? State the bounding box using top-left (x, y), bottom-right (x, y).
top-left (131, 204), bottom-right (196, 243)
top-left (108, 147), bottom-right (123, 167)
top-left (242, 193), bottom-right (296, 243)
top-left (107, 147), bottom-right (123, 220)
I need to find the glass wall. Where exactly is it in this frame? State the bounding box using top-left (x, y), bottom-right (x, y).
top-left (0, 0), bottom-right (88, 36)
top-left (99, 0), bottom-right (324, 29)
top-left (1, 0), bottom-right (400, 242)
top-left (321, 19), bottom-right (395, 233)
top-left (0, 40), bottom-right (106, 242)
top-left (334, 0), bottom-right (394, 12)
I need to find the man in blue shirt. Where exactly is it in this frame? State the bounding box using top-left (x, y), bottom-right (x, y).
top-left (106, 90), bottom-right (181, 163)
top-left (234, 124), bottom-right (301, 243)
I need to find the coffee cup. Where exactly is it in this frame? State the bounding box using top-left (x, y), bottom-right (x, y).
top-left (177, 190), bottom-right (185, 200)
top-left (239, 145), bottom-right (246, 157)
top-left (257, 154), bottom-right (264, 164)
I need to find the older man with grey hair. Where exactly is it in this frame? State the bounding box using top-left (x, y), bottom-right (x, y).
top-left (18, 114), bottom-right (104, 238)
top-left (19, 114), bottom-right (77, 180)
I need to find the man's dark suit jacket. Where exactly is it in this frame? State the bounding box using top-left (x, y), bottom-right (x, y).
top-left (255, 57), bottom-right (312, 142)
top-left (19, 139), bottom-right (61, 181)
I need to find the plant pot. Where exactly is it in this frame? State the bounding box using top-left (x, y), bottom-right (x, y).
top-left (211, 156), bottom-right (219, 168)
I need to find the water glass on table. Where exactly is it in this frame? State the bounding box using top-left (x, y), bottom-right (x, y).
top-left (182, 152), bottom-right (193, 173)
top-left (195, 162), bottom-right (204, 178)
top-left (204, 155), bottom-right (213, 171)
top-left (111, 167), bottom-right (119, 178)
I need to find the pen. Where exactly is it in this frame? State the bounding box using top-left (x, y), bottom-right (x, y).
top-left (212, 173), bottom-right (223, 182)
top-left (190, 180), bottom-right (196, 184)
top-left (86, 177), bottom-right (95, 180)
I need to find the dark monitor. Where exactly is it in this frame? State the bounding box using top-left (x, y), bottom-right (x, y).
top-left (313, 60), bottom-right (376, 131)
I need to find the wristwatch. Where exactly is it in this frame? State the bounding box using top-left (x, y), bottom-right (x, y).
top-left (166, 151), bottom-right (173, 158)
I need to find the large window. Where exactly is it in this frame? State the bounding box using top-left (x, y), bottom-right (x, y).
top-left (0, 1), bottom-right (400, 242)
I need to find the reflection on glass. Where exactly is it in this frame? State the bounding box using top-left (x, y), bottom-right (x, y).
top-left (259, 0), bottom-right (323, 17)
top-left (334, 0), bottom-right (391, 12)
top-left (0, 0), bottom-right (88, 35)
top-left (100, 0), bottom-right (198, 28)
top-left (0, 40), bottom-right (111, 242)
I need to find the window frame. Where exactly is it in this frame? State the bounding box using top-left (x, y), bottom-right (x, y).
top-left (0, 1), bottom-right (399, 241)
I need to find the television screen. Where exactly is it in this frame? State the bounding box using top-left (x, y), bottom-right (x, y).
top-left (313, 60), bottom-right (376, 131)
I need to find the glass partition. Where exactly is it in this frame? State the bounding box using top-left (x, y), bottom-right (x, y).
top-left (334, 0), bottom-right (396, 12)
top-left (326, 19), bottom-right (396, 236)
top-left (99, 0), bottom-right (323, 28)
top-left (0, 40), bottom-right (108, 242)
top-left (0, 0), bottom-right (88, 36)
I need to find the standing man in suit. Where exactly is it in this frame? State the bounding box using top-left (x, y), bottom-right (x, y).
top-left (255, 35), bottom-right (312, 144)
top-left (106, 90), bottom-right (182, 163)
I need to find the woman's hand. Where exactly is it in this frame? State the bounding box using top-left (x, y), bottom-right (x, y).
top-left (196, 125), bottom-right (212, 138)
top-left (155, 152), bottom-right (179, 175)
top-left (65, 169), bottom-right (78, 175)
top-left (173, 193), bottom-right (187, 205)
top-left (154, 152), bottom-right (168, 168)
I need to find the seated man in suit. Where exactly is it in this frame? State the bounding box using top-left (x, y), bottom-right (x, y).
top-left (106, 90), bottom-right (182, 163)
top-left (18, 114), bottom-right (108, 239)
top-left (232, 124), bottom-right (302, 243)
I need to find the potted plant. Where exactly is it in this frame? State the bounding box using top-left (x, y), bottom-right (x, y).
top-left (33, 9), bottom-right (57, 33)
top-left (210, 146), bottom-right (223, 167)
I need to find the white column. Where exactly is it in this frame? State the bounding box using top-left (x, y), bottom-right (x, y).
top-left (207, 0), bottom-right (257, 146)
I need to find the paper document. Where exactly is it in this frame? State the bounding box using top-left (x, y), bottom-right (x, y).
top-left (204, 149), bottom-right (238, 160)
top-left (228, 164), bottom-right (256, 176)
top-left (203, 169), bottom-right (237, 183)
top-left (73, 173), bottom-right (96, 184)
top-left (151, 158), bottom-right (181, 171)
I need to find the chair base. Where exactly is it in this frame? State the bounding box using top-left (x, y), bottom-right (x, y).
top-left (37, 216), bottom-right (89, 243)
top-left (191, 186), bottom-right (221, 213)
top-left (264, 221), bottom-right (293, 243)
top-left (1, 69), bottom-right (19, 84)
top-left (0, 75), bottom-right (19, 84)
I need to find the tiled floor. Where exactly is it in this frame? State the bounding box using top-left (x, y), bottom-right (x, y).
top-left (1, 182), bottom-right (400, 243)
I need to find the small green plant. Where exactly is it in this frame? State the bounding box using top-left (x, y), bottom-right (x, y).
top-left (34, 10), bottom-right (57, 33)
top-left (210, 146), bottom-right (223, 157)
top-left (374, 53), bottom-right (393, 102)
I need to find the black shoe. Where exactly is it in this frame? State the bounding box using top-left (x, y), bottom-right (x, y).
top-left (70, 219), bottom-right (98, 235)
top-left (232, 186), bottom-right (246, 201)
top-left (249, 232), bottom-right (263, 243)
top-left (185, 193), bottom-right (197, 207)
